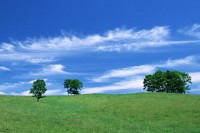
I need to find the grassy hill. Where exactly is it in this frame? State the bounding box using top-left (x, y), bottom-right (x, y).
top-left (0, 93), bottom-right (200, 133)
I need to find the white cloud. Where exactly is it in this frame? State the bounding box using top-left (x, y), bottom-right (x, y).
top-left (0, 66), bottom-right (10, 71)
top-left (30, 64), bottom-right (68, 76)
top-left (19, 90), bottom-right (31, 96)
top-left (15, 90), bottom-right (31, 96)
top-left (1, 26), bottom-right (199, 63)
top-left (83, 77), bottom-right (144, 94)
top-left (45, 89), bottom-right (64, 95)
top-left (0, 79), bottom-right (51, 91)
top-left (108, 26), bottom-right (169, 41)
top-left (0, 43), bottom-right (15, 52)
top-left (157, 56), bottom-right (196, 68)
top-left (95, 40), bottom-right (200, 52)
top-left (95, 26), bottom-right (171, 52)
top-left (91, 56), bottom-right (197, 83)
top-left (0, 52), bottom-right (56, 64)
top-left (9, 90), bottom-right (31, 96)
top-left (0, 83), bottom-right (21, 90)
top-left (179, 23), bottom-right (200, 38)
top-left (91, 65), bottom-right (155, 82)
top-left (18, 26), bottom-right (169, 51)
top-left (27, 58), bottom-right (56, 63)
top-left (190, 72), bottom-right (200, 83)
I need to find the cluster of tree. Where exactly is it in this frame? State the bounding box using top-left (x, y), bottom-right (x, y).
top-left (143, 70), bottom-right (192, 94)
top-left (30, 79), bottom-right (83, 102)
top-left (30, 70), bottom-right (192, 102)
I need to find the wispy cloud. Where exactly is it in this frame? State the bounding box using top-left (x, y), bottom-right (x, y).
top-left (30, 64), bottom-right (69, 76)
top-left (179, 23), bottom-right (200, 38)
top-left (0, 66), bottom-right (10, 71)
top-left (18, 26), bottom-right (169, 51)
top-left (45, 89), bottom-right (64, 95)
top-left (0, 83), bottom-right (22, 91)
top-left (0, 43), bottom-right (15, 52)
top-left (83, 77), bottom-right (143, 94)
top-left (0, 79), bottom-right (51, 91)
top-left (90, 65), bottom-right (155, 82)
top-left (91, 56), bottom-right (197, 83)
top-left (0, 52), bottom-right (56, 63)
top-left (27, 58), bottom-right (56, 64)
top-left (1, 26), bottom-right (200, 64)
top-left (157, 56), bottom-right (196, 68)
top-left (10, 90), bottom-right (31, 96)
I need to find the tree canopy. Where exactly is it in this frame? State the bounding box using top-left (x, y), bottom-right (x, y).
top-left (143, 70), bottom-right (192, 94)
top-left (64, 79), bottom-right (83, 95)
top-left (30, 79), bottom-right (47, 102)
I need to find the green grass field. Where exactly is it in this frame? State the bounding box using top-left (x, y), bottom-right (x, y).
top-left (0, 93), bottom-right (200, 133)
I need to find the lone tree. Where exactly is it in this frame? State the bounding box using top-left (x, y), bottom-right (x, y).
top-left (64, 79), bottom-right (83, 95)
top-left (30, 79), bottom-right (47, 102)
top-left (143, 70), bottom-right (192, 94)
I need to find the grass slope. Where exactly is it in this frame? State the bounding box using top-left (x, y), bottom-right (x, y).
top-left (0, 93), bottom-right (200, 133)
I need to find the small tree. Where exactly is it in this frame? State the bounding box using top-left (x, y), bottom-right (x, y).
top-left (64, 79), bottom-right (83, 95)
top-left (143, 70), bottom-right (192, 94)
top-left (30, 79), bottom-right (47, 102)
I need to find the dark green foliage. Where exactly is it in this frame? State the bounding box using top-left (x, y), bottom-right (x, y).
top-left (64, 79), bottom-right (83, 95)
top-left (30, 79), bottom-right (47, 102)
top-left (143, 70), bottom-right (192, 93)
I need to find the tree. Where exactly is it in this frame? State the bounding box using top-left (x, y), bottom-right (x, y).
top-left (30, 79), bottom-right (47, 102)
top-left (143, 70), bottom-right (192, 94)
top-left (64, 79), bottom-right (83, 95)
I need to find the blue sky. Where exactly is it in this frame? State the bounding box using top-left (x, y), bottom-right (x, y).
top-left (0, 0), bottom-right (200, 95)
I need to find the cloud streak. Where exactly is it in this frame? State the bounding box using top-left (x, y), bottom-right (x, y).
top-left (18, 26), bottom-right (169, 51)
top-left (1, 26), bottom-right (200, 64)
top-left (0, 79), bottom-right (51, 91)
top-left (0, 66), bottom-right (10, 71)
top-left (91, 56), bottom-right (197, 83)
top-left (0, 82), bottom-right (29, 91)
top-left (179, 23), bottom-right (200, 38)
top-left (83, 77), bottom-right (143, 94)
top-left (30, 64), bottom-right (69, 76)
top-left (90, 65), bottom-right (155, 82)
